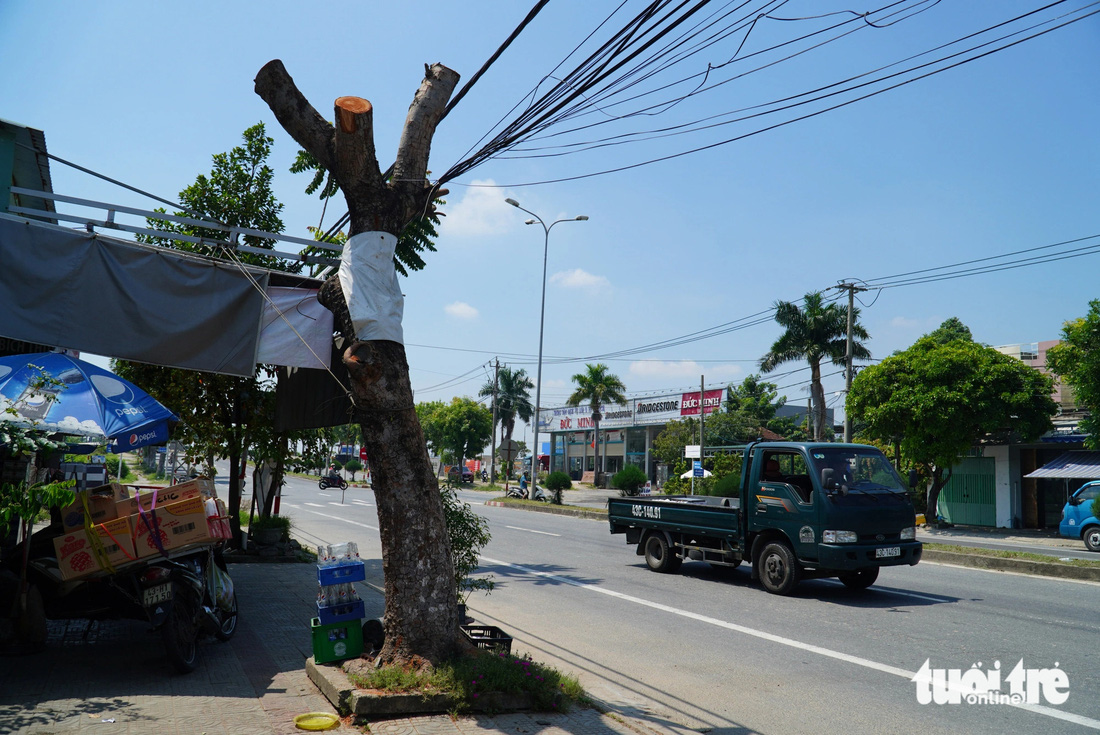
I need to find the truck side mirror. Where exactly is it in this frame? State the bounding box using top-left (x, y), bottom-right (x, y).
top-left (821, 468), bottom-right (835, 491)
top-left (908, 469), bottom-right (918, 489)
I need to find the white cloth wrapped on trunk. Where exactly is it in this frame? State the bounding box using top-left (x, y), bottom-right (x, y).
top-left (337, 231), bottom-right (404, 344)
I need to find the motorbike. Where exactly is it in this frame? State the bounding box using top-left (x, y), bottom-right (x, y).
top-left (531, 484), bottom-right (550, 502)
top-left (480, 469), bottom-right (488, 483)
top-left (318, 475), bottom-right (348, 490)
top-left (9, 527), bottom-right (238, 673)
top-left (505, 485), bottom-right (526, 499)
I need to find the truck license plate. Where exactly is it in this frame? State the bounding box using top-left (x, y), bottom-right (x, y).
top-left (143, 583), bottom-right (172, 606)
top-left (875, 547), bottom-right (901, 559)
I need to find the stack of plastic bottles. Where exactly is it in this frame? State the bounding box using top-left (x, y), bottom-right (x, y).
top-left (311, 542), bottom-right (366, 663)
top-left (315, 542), bottom-right (365, 623)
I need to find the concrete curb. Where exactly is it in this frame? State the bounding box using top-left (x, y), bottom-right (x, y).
top-left (484, 499), bottom-right (606, 521)
top-left (921, 549), bottom-right (1100, 582)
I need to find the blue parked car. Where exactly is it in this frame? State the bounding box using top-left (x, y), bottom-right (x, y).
top-left (1060, 481), bottom-right (1100, 552)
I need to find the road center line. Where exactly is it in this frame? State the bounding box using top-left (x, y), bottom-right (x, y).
top-left (505, 526), bottom-right (561, 537)
top-left (479, 555), bottom-right (1100, 730)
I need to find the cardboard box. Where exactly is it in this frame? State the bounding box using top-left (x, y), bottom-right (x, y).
top-left (116, 483), bottom-right (201, 518)
top-left (86, 482), bottom-right (134, 503)
top-left (53, 517), bottom-right (136, 581)
top-left (174, 476), bottom-right (216, 499)
top-left (60, 490), bottom-right (120, 531)
top-left (131, 496), bottom-right (214, 559)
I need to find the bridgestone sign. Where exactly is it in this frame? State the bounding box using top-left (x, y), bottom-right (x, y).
top-left (538, 389), bottom-right (724, 431)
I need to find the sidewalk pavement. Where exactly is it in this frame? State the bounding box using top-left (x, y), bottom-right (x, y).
top-left (0, 557), bottom-right (690, 735)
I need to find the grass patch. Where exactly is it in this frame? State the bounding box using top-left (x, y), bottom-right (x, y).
top-left (925, 542), bottom-right (1100, 567)
top-left (495, 496), bottom-right (599, 511)
top-left (346, 649), bottom-right (588, 713)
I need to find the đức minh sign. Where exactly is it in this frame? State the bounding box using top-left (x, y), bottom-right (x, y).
top-left (538, 389), bottom-right (724, 431)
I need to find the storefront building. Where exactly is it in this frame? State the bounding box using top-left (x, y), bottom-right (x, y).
top-left (537, 388), bottom-right (723, 485)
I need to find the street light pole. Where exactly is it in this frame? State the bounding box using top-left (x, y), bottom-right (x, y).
top-left (505, 198), bottom-right (588, 494)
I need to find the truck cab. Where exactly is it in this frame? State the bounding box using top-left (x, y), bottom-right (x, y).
top-left (1059, 480), bottom-right (1100, 552)
top-left (745, 443), bottom-right (922, 592)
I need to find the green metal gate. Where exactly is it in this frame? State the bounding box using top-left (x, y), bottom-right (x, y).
top-left (939, 456), bottom-right (996, 527)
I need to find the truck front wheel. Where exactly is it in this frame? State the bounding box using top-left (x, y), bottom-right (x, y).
top-left (757, 542), bottom-right (801, 595)
top-left (838, 568), bottom-right (879, 589)
top-left (644, 534), bottom-right (682, 573)
top-left (1083, 525), bottom-right (1100, 552)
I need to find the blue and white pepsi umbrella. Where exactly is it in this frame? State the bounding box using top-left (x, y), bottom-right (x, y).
top-left (0, 352), bottom-right (178, 453)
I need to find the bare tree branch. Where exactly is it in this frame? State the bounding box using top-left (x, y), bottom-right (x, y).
top-left (254, 60), bottom-right (336, 172)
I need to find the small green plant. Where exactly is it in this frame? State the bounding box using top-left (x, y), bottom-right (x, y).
top-left (440, 486), bottom-right (493, 603)
top-left (345, 649), bottom-right (587, 712)
top-left (611, 464), bottom-right (648, 497)
top-left (250, 513), bottom-right (291, 541)
top-left (345, 458), bottom-right (363, 480)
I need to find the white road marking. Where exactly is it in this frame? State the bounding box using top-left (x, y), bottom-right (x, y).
top-left (505, 526), bottom-right (561, 537)
top-left (351, 500), bottom-right (373, 506)
top-left (480, 556), bottom-right (1100, 730)
top-left (304, 502), bottom-right (325, 508)
top-left (317, 492), bottom-right (331, 497)
top-left (329, 502), bottom-right (349, 507)
top-left (292, 506), bottom-right (379, 531)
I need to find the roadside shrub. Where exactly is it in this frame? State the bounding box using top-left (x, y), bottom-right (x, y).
top-left (611, 465), bottom-right (648, 497)
top-left (544, 471), bottom-right (572, 505)
top-left (711, 472), bottom-right (740, 497)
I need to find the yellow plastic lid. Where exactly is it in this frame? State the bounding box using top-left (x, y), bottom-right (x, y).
top-left (294, 711), bottom-right (340, 731)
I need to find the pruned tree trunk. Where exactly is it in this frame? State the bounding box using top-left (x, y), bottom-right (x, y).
top-left (255, 59), bottom-right (465, 665)
top-left (810, 360), bottom-right (826, 442)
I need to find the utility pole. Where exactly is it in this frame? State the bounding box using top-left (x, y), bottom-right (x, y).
top-left (839, 282), bottom-right (867, 443)
top-left (490, 359), bottom-right (499, 485)
top-left (699, 375), bottom-right (705, 480)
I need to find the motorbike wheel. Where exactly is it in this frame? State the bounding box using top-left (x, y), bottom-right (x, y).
top-left (318, 479), bottom-right (327, 490)
top-left (162, 584), bottom-right (201, 673)
top-left (214, 591), bottom-right (239, 642)
top-left (340, 480), bottom-right (348, 490)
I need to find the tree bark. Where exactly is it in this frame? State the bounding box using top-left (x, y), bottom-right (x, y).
top-left (256, 59), bottom-right (465, 665)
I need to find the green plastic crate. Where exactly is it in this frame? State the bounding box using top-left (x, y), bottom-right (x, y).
top-left (311, 616), bottom-right (363, 664)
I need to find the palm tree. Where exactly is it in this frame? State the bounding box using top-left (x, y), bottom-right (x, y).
top-left (566, 363), bottom-right (628, 484)
top-left (760, 292), bottom-right (870, 441)
top-left (478, 366), bottom-right (534, 479)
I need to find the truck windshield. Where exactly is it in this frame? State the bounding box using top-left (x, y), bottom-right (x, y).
top-left (809, 448), bottom-right (908, 496)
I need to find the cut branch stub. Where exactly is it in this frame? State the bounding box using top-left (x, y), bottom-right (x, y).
top-left (333, 95), bottom-right (385, 220)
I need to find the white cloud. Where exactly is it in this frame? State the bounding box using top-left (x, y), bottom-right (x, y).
top-left (439, 180), bottom-right (515, 238)
top-left (444, 302), bottom-right (479, 320)
top-left (628, 360), bottom-right (742, 381)
top-left (549, 268), bottom-right (610, 290)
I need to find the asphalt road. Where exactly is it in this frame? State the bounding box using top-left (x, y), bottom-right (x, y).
top-left (252, 473), bottom-right (1100, 735)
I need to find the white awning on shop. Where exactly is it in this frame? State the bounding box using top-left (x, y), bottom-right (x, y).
top-left (1024, 451), bottom-right (1100, 479)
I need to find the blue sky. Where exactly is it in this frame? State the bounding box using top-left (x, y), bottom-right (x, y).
top-left (2, 1), bottom-right (1098, 440)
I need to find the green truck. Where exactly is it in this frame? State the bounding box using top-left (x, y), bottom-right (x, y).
top-left (607, 442), bottom-right (922, 595)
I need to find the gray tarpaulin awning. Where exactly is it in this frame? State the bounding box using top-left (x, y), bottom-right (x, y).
top-left (1024, 451), bottom-right (1100, 479)
top-left (0, 215), bottom-right (268, 376)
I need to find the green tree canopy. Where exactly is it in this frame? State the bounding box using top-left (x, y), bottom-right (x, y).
top-left (724, 373), bottom-right (807, 440)
top-left (119, 123), bottom-right (311, 540)
top-left (924, 317), bottom-right (974, 345)
top-left (435, 398), bottom-right (493, 468)
top-left (847, 336), bottom-right (1055, 522)
top-left (1047, 300), bottom-right (1100, 449)
top-left (761, 292), bottom-right (869, 440)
